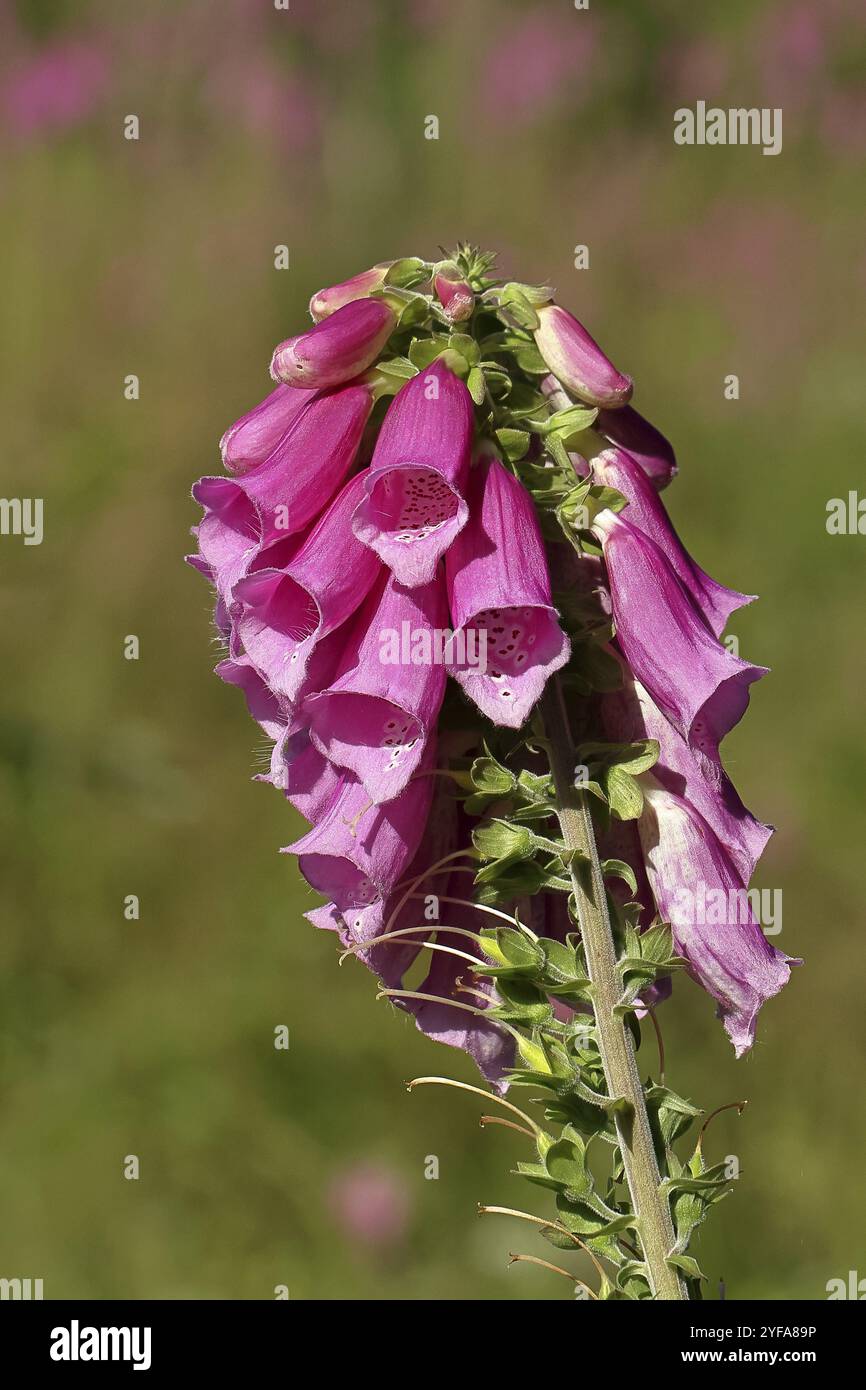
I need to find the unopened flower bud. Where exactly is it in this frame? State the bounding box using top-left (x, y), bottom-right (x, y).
top-left (270, 299), bottom-right (396, 389)
top-left (534, 303), bottom-right (633, 409)
top-left (433, 262), bottom-right (475, 323)
top-left (309, 263), bottom-right (393, 321)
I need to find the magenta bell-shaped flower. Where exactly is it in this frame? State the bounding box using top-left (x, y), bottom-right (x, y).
top-left (445, 452), bottom-right (570, 727)
top-left (285, 742), bottom-right (437, 915)
top-left (304, 570), bottom-right (448, 804)
top-left (305, 779), bottom-right (459, 991)
top-left (270, 298), bottom-right (396, 389)
top-left (593, 508), bottom-right (766, 752)
top-left (600, 661), bottom-right (772, 887)
top-left (534, 303), bottom-right (633, 409)
top-left (592, 446), bottom-right (754, 638)
top-left (192, 383), bottom-right (373, 596)
top-left (352, 359), bottom-right (473, 587)
top-left (638, 785), bottom-right (795, 1056)
top-left (231, 471), bottom-right (382, 704)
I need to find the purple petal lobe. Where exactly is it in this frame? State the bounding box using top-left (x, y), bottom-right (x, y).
top-left (594, 510), bottom-right (766, 751)
top-left (445, 454), bottom-right (570, 727)
top-left (594, 447), bottom-right (754, 637)
top-left (352, 360), bottom-right (472, 586)
top-left (639, 787), bottom-right (795, 1056)
top-left (269, 728), bottom-right (345, 822)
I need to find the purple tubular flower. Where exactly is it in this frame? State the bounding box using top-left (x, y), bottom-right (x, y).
top-left (534, 303), bottom-right (633, 409)
top-left (352, 360), bottom-right (473, 587)
top-left (593, 447), bottom-right (754, 638)
top-left (192, 383), bottom-right (373, 591)
top-left (595, 404), bottom-right (678, 492)
top-left (638, 786), bottom-right (795, 1056)
top-left (601, 668), bottom-right (772, 886)
top-left (309, 263), bottom-right (393, 320)
top-left (304, 570), bottom-right (448, 804)
top-left (285, 744), bottom-right (436, 915)
top-left (270, 298), bottom-right (397, 389)
top-left (433, 265), bottom-right (475, 323)
top-left (445, 453), bottom-right (570, 727)
top-left (593, 509), bottom-right (766, 751)
top-left (232, 471), bottom-right (382, 702)
top-left (219, 384), bottom-right (318, 476)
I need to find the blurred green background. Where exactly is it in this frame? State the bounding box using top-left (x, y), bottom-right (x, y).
top-left (1, 0), bottom-right (864, 1300)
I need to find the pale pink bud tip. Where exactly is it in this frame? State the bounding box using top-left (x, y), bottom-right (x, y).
top-left (434, 267), bottom-right (475, 323)
top-left (308, 263), bottom-right (393, 321)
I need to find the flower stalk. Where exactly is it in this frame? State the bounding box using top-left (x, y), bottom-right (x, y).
top-left (539, 677), bottom-right (684, 1300)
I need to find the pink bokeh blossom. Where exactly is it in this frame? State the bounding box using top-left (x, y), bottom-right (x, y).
top-left (329, 1163), bottom-right (411, 1249)
top-left (2, 37), bottom-right (109, 140)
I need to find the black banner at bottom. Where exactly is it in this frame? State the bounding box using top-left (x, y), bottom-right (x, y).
top-left (1, 1297), bottom-right (858, 1373)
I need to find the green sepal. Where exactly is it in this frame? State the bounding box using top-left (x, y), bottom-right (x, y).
top-left (555, 1191), bottom-right (636, 1239)
top-left (378, 286), bottom-right (432, 325)
top-left (512, 344), bottom-right (549, 375)
top-left (601, 858), bottom-right (639, 895)
top-left (495, 427), bottom-right (531, 462)
top-left (364, 355), bottom-right (418, 401)
top-left (539, 403), bottom-right (599, 440)
top-left (465, 366), bottom-right (486, 406)
top-left (644, 1083), bottom-right (702, 1152)
top-left (472, 819), bottom-right (535, 875)
top-left (480, 925), bottom-right (540, 973)
top-left (474, 860), bottom-right (551, 906)
top-left (447, 332), bottom-right (480, 366)
top-left (544, 1131), bottom-right (594, 1199)
top-left (408, 333), bottom-right (451, 369)
top-left (464, 751), bottom-right (517, 814)
top-left (384, 257), bottom-right (430, 289)
top-left (487, 976), bottom-right (553, 1027)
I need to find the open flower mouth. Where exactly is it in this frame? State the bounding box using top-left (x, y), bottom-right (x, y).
top-left (354, 462), bottom-right (468, 586)
top-left (372, 465), bottom-right (460, 544)
top-left (449, 603), bottom-right (570, 723)
top-left (298, 854), bottom-right (380, 911)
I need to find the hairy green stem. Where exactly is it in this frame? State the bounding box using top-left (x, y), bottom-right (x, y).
top-left (540, 679), bottom-right (685, 1301)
